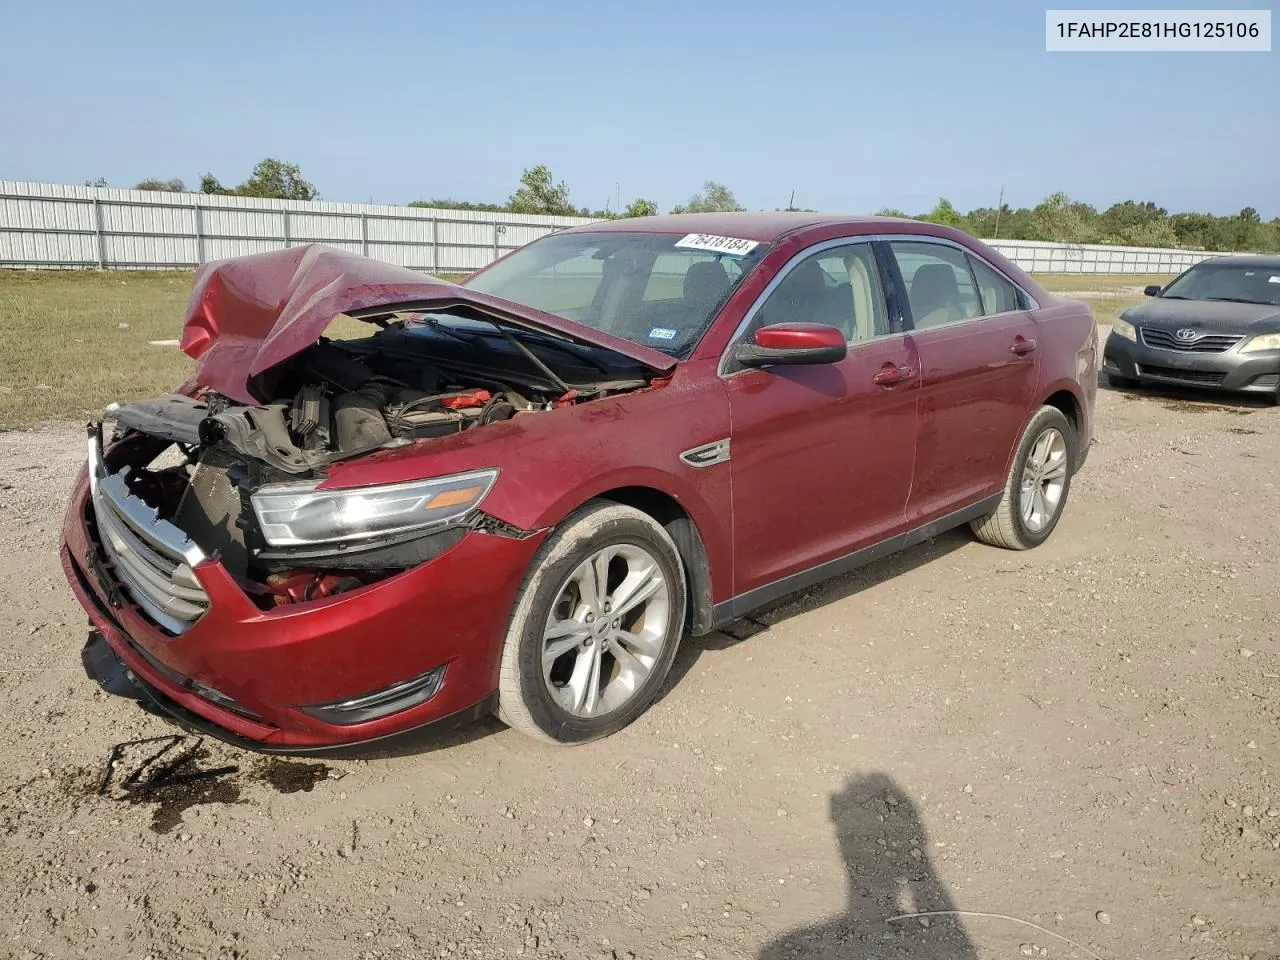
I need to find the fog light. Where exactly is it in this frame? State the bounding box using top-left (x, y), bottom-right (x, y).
top-left (298, 664), bottom-right (447, 725)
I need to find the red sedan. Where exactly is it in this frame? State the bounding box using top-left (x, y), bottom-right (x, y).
top-left (62, 213), bottom-right (1097, 752)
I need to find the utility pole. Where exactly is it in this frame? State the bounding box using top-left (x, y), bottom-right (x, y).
top-left (788, 189), bottom-right (796, 211)
top-left (993, 184), bottom-right (1005, 239)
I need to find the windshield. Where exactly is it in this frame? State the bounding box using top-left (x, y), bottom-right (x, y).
top-left (1161, 262), bottom-right (1280, 306)
top-left (463, 231), bottom-right (771, 357)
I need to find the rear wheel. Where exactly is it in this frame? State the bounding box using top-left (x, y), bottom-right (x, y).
top-left (970, 406), bottom-right (1075, 551)
top-left (497, 501), bottom-right (685, 744)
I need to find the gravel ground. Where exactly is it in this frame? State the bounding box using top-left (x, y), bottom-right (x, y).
top-left (2, 384), bottom-right (1278, 960)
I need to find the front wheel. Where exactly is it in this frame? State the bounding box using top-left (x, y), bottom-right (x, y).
top-left (970, 406), bottom-right (1075, 550)
top-left (496, 501), bottom-right (686, 744)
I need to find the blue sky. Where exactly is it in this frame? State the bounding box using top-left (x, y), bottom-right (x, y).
top-left (1, 0), bottom-right (1276, 216)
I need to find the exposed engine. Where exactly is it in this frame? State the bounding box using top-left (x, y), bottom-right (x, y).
top-left (92, 331), bottom-right (618, 618)
top-left (111, 339), bottom-right (547, 476)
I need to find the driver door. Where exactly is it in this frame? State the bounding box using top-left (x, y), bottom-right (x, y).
top-left (725, 240), bottom-right (919, 600)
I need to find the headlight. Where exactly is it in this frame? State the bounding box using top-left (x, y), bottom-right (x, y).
top-left (250, 469), bottom-right (498, 547)
top-left (1240, 332), bottom-right (1280, 353)
top-left (1111, 318), bottom-right (1137, 342)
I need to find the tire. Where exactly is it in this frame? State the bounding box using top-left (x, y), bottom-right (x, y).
top-left (1108, 372), bottom-right (1139, 389)
top-left (970, 406), bottom-right (1075, 551)
top-left (496, 500), bottom-right (686, 745)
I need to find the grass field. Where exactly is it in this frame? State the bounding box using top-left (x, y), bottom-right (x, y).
top-left (0, 269), bottom-right (1174, 430)
top-left (1034, 273), bottom-right (1172, 327)
top-left (1035, 273), bottom-right (1169, 293)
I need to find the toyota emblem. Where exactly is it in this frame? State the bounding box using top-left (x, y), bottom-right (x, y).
top-left (1174, 328), bottom-right (1201, 342)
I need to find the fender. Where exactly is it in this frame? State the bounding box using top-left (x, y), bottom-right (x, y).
top-left (487, 463), bottom-right (733, 606)
top-left (998, 378), bottom-right (1091, 481)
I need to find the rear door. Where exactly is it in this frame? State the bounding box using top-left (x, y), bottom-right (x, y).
top-left (882, 239), bottom-right (1040, 525)
top-left (725, 239), bottom-right (918, 597)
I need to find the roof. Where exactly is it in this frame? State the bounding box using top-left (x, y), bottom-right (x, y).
top-left (1198, 254), bottom-right (1280, 268)
top-left (559, 211), bottom-right (916, 243)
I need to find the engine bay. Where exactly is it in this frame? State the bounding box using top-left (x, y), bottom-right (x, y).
top-left (112, 336), bottom-right (569, 476)
top-left (93, 318), bottom-right (654, 610)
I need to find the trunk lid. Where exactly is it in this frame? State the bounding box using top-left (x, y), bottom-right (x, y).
top-left (181, 244), bottom-right (677, 403)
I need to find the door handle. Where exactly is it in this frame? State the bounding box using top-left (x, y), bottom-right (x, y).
top-left (872, 362), bottom-right (914, 386)
top-left (1011, 336), bottom-right (1037, 356)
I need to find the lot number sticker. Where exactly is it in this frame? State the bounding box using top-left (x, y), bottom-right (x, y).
top-left (674, 233), bottom-right (760, 257)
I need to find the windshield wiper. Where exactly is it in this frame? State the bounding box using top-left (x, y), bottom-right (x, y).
top-left (418, 314), bottom-right (480, 345)
top-left (1205, 296), bottom-right (1270, 305)
top-left (1158, 294), bottom-right (1192, 299)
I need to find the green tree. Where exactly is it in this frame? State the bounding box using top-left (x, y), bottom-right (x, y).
top-left (964, 205), bottom-right (1014, 237)
top-left (874, 207), bottom-right (910, 218)
top-left (409, 198), bottom-right (508, 212)
top-left (135, 178), bottom-right (186, 192)
top-left (508, 164), bottom-right (577, 216)
top-left (236, 158), bottom-right (318, 201)
top-left (1120, 218), bottom-right (1179, 248)
top-left (671, 181), bottom-right (744, 214)
top-left (199, 173), bottom-right (229, 195)
top-left (920, 197), bottom-right (967, 229)
top-left (623, 198), bottom-right (658, 218)
top-left (1030, 192), bottom-right (1097, 244)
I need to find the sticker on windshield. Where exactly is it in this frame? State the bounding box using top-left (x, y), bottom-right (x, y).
top-left (647, 327), bottom-right (678, 341)
top-left (1269, 275), bottom-right (1280, 284)
top-left (673, 233), bottom-right (760, 257)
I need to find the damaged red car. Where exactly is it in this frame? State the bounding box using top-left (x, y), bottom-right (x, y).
top-left (61, 213), bottom-right (1097, 752)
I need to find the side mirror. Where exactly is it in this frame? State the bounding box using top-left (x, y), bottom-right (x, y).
top-left (733, 322), bottom-right (847, 368)
top-left (1143, 284), bottom-right (1162, 297)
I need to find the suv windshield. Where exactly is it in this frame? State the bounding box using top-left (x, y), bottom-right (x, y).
top-left (463, 231), bottom-right (770, 357)
top-left (1161, 262), bottom-right (1280, 306)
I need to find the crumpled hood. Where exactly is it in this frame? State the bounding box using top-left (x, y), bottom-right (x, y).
top-left (1123, 296), bottom-right (1280, 334)
top-left (180, 244), bottom-right (676, 404)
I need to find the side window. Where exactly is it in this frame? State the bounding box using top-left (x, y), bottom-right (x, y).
top-left (888, 242), bottom-right (981, 330)
top-left (752, 242), bottom-right (889, 343)
top-left (969, 256), bottom-right (1021, 315)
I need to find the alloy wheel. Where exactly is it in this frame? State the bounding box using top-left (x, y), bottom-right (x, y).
top-left (1019, 427), bottom-right (1068, 533)
top-left (540, 544), bottom-right (671, 718)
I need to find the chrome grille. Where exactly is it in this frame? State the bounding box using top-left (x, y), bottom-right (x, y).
top-left (88, 434), bottom-right (209, 635)
top-left (1140, 327), bottom-right (1243, 353)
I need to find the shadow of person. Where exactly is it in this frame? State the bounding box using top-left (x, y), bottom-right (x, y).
top-left (759, 773), bottom-right (978, 959)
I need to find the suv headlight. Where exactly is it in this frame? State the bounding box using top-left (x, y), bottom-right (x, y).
top-left (1240, 332), bottom-right (1280, 353)
top-left (1111, 318), bottom-right (1137, 342)
top-left (250, 469), bottom-right (498, 547)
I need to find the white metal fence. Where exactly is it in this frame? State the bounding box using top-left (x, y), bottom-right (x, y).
top-left (0, 180), bottom-right (1245, 276)
top-left (0, 180), bottom-right (595, 274)
top-left (983, 238), bottom-right (1233, 274)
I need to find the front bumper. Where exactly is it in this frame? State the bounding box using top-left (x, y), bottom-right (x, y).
top-left (1103, 332), bottom-right (1280, 395)
top-left (61, 466), bottom-right (545, 750)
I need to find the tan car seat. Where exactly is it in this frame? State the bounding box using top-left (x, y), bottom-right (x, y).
top-left (846, 255), bottom-right (877, 341)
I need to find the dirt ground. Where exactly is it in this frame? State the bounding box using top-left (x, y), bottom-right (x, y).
top-left (2, 383), bottom-right (1278, 960)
